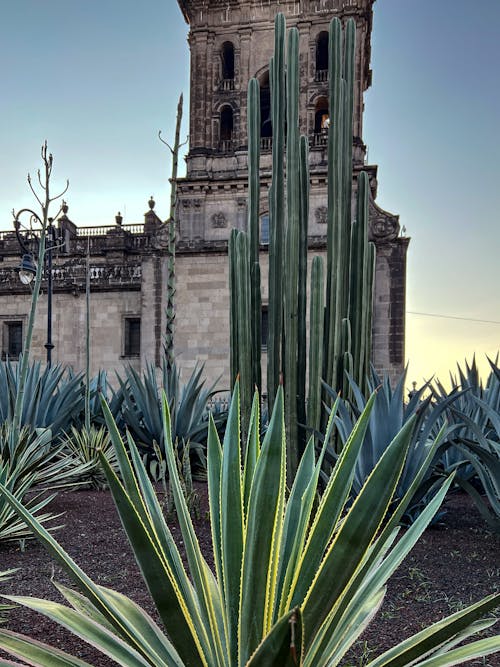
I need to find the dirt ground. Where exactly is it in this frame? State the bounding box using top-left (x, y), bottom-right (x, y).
top-left (0, 485), bottom-right (498, 666)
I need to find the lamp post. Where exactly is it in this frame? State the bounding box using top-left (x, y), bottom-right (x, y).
top-left (12, 209), bottom-right (59, 366)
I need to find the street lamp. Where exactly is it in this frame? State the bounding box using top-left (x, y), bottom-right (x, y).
top-left (12, 208), bottom-right (59, 366)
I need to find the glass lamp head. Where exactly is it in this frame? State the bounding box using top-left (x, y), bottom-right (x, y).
top-left (18, 254), bottom-right (37, 284)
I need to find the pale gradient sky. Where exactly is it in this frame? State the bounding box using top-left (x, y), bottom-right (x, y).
top-left (1, 0), bottom-right (498, 387)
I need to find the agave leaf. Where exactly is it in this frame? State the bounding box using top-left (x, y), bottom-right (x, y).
top-left (243, 392), bottom-right (261, 516)
top-left (275, 400), bottom-right (339, 622)
top-left (454, 476), bottom-right (500, 532)
top-left (99, 455), bottom-right (206, 666)
top-left (307, 587), bottom-right (386, 667)
top-left (309, 476), bottom-right (454, 662)
top-left (367, 593), bottom-right (500, 666)
top-left (287, 391), bottom-right (377, 610)
top-left (428, 618), bottom-right (498, 657)
top-left (239, 385), bottom-right (286, 666)
top-left (411, 636), bottom-right (500, 667)
top-left (161, 392), bottom-right (226, 666)
top-left (0, 628), bottom-right (92, 666)
top-left (274, 435), bottom-right (316, 621)
top-left (54, 582), bottom-right (115, 632)
top-left (247, 608), bottom-right (303, 667)
top-left (220, 380), bottom-right (244, 665)
top-left (301, 415), bottom-right (415, 646)
top-left (2, 596), bottom-right (157, 666)
top-left (207, 414), bottom-right (223, 589)
top-left (0, 480), bottom-right (193, 665)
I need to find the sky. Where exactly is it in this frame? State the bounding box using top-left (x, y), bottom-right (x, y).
top-left (1, 0), bottom-right (498, 387)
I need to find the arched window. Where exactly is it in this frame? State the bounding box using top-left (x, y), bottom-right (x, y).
top-left (314, 97), bottom-right (329, 134)
top-left (315, 31), bottom-right (329, 81)
top-left (220, 105), bottom-right (234, 150)
top-left (313, 97), bottom-right (329, 146)
top-left (221, 42), bottom-right (235, 80)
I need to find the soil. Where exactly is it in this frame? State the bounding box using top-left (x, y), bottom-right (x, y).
top-left (0, 485), bottom-right (498, 666)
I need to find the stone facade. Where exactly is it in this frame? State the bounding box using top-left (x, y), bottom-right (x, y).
top-left (176, 0), bottom-right (409, 385)
top-left (0, 0), bottom-right (408, 390)
top-left (0, 204), bottom-right (168, 379)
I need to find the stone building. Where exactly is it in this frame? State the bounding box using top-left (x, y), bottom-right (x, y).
top-left (0, 202), bottom-right (169, 378)
top-left (0, 0), bottom-right (408, 390)
top-left (175, 0), bottom-right (408, 385)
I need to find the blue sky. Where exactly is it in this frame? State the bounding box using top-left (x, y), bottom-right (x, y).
top-left (1, 0), bottom-right (498, 385)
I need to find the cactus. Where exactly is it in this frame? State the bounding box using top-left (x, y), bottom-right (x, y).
top-left (228, 14), bottom-right (376, 478)
top-left (283, 26), bottom-right (301, 473)
top-left (247, 78), bottom-right (262, 396)
top-left (307, 256), bottom-right (324, 435)
top-left (267, 14), bottom-right (286, 416)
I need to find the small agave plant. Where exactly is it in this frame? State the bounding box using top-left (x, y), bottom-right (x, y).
top-left (0, 383), bottom-right (498, 666)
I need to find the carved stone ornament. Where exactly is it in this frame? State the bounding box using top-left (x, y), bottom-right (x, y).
top-left (315, 206), bottom-right (328, 224)
top-left (211, 212), bottom-right (228, 228)
top-left (368, 197), bottom-right (400, 243)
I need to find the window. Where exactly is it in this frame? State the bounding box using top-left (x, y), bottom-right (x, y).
top-left (220, 106), bottom-right (234, 141)
top-left (221, 41), bottom-right (235, 80)
top-left (315, 31), bottom-right (329, 78)
top-left (2, 321), bottom-right (23, 360)
top-left (124, 317), bottom-right (141, 357)
top-left (261, 306), bottom-right (269, 350)
top-left (259, 71), bottom-right (272, 138)
top-left (314, 96), bottom-right (329, 133)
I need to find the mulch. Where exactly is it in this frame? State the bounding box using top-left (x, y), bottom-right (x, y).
top-left (0, 485), bottom-right (498, 666)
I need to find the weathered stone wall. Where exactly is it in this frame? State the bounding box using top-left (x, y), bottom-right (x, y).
top-left (372, 238), bottom-right (410, 385)
top-left (0, 289), bottom-right (142, 377)
top-left (174, 238), bottom-right (407, 392)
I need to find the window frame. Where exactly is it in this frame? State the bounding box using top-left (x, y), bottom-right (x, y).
top-left (123, 316), bottom-right (141, 358)
top-left (1, 318), bottom-right (24, 361)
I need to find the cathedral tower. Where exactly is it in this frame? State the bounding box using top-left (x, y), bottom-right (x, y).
top-left (175, 0), bottom-right (408, 384)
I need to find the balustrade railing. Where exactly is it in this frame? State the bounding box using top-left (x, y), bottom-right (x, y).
top-left (312, 132), bottom-right (328, 147)
top-left (0, 262), bottom-right (142, 291)
top-left (219, 78), bottom-right (235, 91)
top-left (260, 136), bottom-right (273, 151)
top-left (219, 139), bottom-right (234, 152)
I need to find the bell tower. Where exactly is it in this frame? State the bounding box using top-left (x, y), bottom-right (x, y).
top-left (175, 0), bottom-right (409, 384)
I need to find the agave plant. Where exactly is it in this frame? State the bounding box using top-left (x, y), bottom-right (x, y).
top-left (324, 367), bottom-right (459, 523)
top-left (59, 425), bottom-right (119, 490)
top-left (433, 357), bottom-right (500, 531)
top-left (0, 383), bottom-right (498, 666)
top-left (434, 356), bottom-right (499, 472)
top-left (118, 360), bottom-right (224, 477)
top-left (0, 358), bottom-right (84, 437)
top-left (74, 369), bottom-right (124, 431)
top-left (0, 427), bottom-right (60, 542)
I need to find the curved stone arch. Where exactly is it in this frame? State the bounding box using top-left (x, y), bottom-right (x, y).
top-left (253, 64), bottom-right (270, 86)
top-left (212, 98), bottom-right (239, 115)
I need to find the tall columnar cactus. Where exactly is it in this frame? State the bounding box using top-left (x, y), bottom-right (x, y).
top-left (267, 13), bottom-right (286, 416)
top-left (247, 78), bottom-right (262, 397)
top-left (283, 26), bottom-right (301, 473)
top-left (229, 14), bottom-right (375, 478)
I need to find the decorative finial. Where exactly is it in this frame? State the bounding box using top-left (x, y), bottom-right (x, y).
top-left (148, 196), bottom-right (155, 210)
top-left (61, 200), bottom-right (69, 215)
top-left (115, 211), bottom-right (123, 226)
